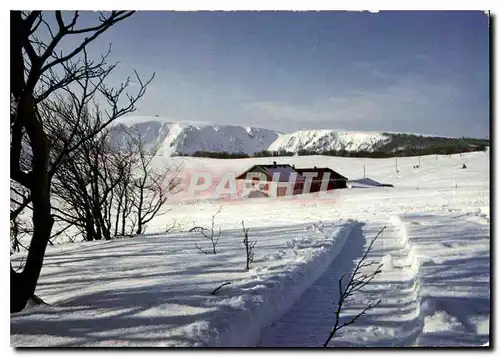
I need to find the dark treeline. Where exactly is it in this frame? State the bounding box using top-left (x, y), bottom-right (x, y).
top-left (381, 132), bottom-right (489, 152)
top-left (175, 143), bottom-right (488, 160)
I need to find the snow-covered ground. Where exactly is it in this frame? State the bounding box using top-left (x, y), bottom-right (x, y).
top-left (10, 151), bottom-right (490, 347)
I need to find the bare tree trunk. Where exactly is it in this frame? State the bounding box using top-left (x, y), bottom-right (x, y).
top-left (84, 213), bottom-right (96, 242)
top-left (121, 197), bottom-right (128, 236)
top-left (114, 190), bottom-right (124, 237)
top-left (10, 96), bottom-right (54, 312)
top-left (136, 187), bottom-right (144, 235)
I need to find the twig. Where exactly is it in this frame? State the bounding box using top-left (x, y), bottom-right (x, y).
top-left (165, 219), bottom-right (181, 233)
top-left (211, 282), bottom-right (231, 295)
top-left (195, 242), bottom-right (210, 255)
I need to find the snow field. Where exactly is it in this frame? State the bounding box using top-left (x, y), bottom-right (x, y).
top-left (258, 217), bottom-right (422, 347)
top-left (312, 212), bottom-right (489, 347)
top-left (407, 213), bottom-right (490, 346)
top-left (206, 220), bottom-right (357, 346)
top-left (11, 220), bottom-right (357, 346)
top-left (11, 151), bottom-right (490, 346)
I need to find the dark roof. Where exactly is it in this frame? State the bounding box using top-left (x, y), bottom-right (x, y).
top-left (296, 167), bottom-right (348, 181)
top-left (254, 163), bottom-right (293, 169)
top-left (235, 163), bottom-right (305, 181)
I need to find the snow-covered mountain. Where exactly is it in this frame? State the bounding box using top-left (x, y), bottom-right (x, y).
top-left (268, 129), bottom-right (391, 153)
top-left (109, 118), bottom-right (279, 156)
top-left (109, 117), bottom-right (392, 156)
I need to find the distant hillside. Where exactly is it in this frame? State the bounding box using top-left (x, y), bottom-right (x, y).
top-left (267, 130), bottom-right (391, 153)
top-left (109, 117), bottom-right (489, 158)
top-left (108, 119), bottom-right (279, 156)
top-left (376, 132), bottom-right (489, 156)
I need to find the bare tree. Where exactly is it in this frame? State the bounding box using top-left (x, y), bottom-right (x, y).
top-left (323, 226), bottom-right (385, 347)
top-left (125, 130), bottom-right (181, 235)
top-left (51, 120), bottom-right (135, 242)
top-left (241, 221), bottom-right (256, 270)
top-left (192, 206), bottom-right (223, 254)
top-left (10, 10), bottom-right (153, 312)
top-left (112, 141), bottom-right (137, 237)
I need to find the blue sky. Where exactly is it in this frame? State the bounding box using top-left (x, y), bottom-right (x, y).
top-left (82, 11), bottom-right (489, 138)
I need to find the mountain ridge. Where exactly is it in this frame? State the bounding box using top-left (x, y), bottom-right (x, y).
top-left (109, 116), bottom-right (488, 157)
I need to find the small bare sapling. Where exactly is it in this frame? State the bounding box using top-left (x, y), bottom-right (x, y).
top-left (323, 226), bottom-right (386, 347)
top-left (192, 206), bottom-right (222, 254)
top-left (242, 220), bottom-right (257, 270)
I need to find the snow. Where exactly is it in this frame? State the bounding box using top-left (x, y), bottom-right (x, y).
top-left (258, 211), bottom-right (489, 347)
top-left (268, 129), bottom-right (391, 153)
top-left (11, 150), bottom-right (490, 347)
top-left (11, 221), bottom-right (357, 347)
top-left (109, 117), bottom-right (279, 156)
top-left (109, 117), bottom-right (394, 157)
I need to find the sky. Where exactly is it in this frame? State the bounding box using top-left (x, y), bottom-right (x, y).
top-left (76, 11), bottom-right (489, 138)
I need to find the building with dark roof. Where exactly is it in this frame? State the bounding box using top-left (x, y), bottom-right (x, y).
top-left (235, 162), bottom-right (348, 196)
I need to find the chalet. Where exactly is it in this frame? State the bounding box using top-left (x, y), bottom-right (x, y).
top-left (235, 162), bottom-right (348, 197)
top-left (235, 162), bottom-right (306, 197)
top-left (296, 167), bottom-right (348, 191)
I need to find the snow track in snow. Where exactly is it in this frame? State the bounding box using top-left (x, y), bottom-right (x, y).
top-left (256, 222), bottom-right (366, 347)
top-left (406, 213), bottom-right (490, 346)
top-left (331, 213), bottom-right (490, 347)
top-left (257, 217), bottom-right (423, 347)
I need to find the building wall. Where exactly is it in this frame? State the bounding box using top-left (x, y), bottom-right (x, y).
top-left (334, 180), bottom-right (347, 189)
top-left (275, 186), bottom-right (304, 197)
top-left (307, 180), bottom-right (347, 192)
top-left (237, 178), bottom-right (346, 198)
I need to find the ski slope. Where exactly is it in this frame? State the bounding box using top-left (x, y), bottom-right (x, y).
top-left (10, 151), bottom-right (490, 347)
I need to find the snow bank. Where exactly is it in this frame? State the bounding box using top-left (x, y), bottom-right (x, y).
top-left (197, 221), bottom-right (358, 346)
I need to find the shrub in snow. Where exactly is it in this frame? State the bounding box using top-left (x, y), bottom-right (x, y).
top-left (192, 206), bottom-right (223, 254)
top-left (241, 221), bottom-right (257, 271)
